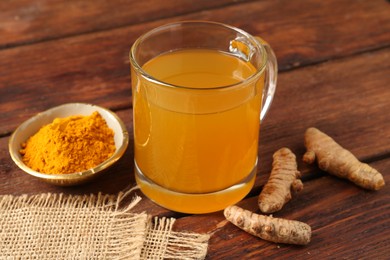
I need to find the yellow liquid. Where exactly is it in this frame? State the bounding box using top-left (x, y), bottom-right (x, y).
top-left (132, 49), bottom-right (264, 213)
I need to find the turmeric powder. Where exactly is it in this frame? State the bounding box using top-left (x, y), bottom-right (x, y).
top-left (303, 127), bottom-right (385, 190)
top-left (20, 111), bottom-right (116, 174)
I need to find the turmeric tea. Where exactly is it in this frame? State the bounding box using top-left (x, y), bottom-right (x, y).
top-left (20, 111), bottom-right (116, 174)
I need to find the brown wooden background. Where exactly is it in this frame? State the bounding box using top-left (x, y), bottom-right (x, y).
top-left (1, 0), bottom-right (389, 259)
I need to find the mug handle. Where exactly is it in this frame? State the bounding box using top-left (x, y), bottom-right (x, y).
top-left (255, 37), bottom-right (278, 122)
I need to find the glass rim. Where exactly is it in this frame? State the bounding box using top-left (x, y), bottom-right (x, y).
top-left (129, 20), bottom-right (267, 90)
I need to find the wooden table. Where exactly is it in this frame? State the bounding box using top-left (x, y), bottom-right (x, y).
top-left (1, 0), bottom-right (389, 259)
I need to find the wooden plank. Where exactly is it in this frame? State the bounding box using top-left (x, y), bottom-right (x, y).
top-left (0, 0), bottom-right (390, 135)
top-left (0, 0), bottom-right (243, 48)
top-left (210, 0), bottom-right (390, 70)
top-left (173, 158), bottom-right (390, 259)
top-left (258, 48), bottom-right (390, 162)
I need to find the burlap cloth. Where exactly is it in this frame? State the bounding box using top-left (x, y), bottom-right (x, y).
top-left (0, 187), bottom-right (209, 259)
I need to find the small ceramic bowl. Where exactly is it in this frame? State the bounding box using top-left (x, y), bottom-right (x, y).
top-left (9, 103), bottom-right (129, 186)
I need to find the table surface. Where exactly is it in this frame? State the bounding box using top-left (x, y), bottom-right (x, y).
top-left (1, 0), bottom-right (389, 259)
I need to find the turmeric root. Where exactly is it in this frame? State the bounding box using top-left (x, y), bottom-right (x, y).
top-left (258, 148), bottom-right (303, 213)
top-left (303, 127), bottom-right (385, 190)
top-left (224, 205), bottom-right (311, 245)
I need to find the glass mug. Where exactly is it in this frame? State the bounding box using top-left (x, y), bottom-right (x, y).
top-left (129, 21), bottom-right (277, 214)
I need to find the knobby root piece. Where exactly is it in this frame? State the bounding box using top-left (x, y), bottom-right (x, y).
top-left (303, 127), bottom-right (385, 190)
top-left (258, 148), bottom-right (303, 213)
top-left (224, 205), bottom-right (311, 245)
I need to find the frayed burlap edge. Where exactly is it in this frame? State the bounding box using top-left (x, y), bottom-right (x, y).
top-left (0, 187), bottom-right (210, 260)
top-left (141, 217), bottom-right (210, 260)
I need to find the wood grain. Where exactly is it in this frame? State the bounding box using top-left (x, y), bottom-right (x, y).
top-left (1, 0), bottom-right (389, 135)
top-left (0, 0), bottom-right (246, 48)
top-left (258, 47), bottom-right (390, 162)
